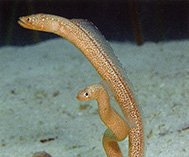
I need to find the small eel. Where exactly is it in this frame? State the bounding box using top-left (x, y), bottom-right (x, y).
top-left (77, 83), bottom-right (130, 156)
top-left (18, 14), bottom-right (144, 157)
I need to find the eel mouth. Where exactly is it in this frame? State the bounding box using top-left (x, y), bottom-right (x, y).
top-left (18, 17), bottom-right (33, 29)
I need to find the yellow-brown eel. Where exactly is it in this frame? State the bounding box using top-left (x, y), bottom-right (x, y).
top-left (18, 14), bottom-right (144, 157)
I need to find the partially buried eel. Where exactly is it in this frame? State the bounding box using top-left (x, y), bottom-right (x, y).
top-left (18, 14), bottom-right (144, 157)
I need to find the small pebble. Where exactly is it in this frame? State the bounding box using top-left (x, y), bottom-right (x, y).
top-left (32, 151), bottom-right (52, 157)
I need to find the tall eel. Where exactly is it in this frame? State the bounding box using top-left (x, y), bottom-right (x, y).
top-left (18, 14), bottom-right (144, 157)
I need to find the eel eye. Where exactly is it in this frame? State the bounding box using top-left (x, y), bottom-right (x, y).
top-left (84, 92), bottom-right (88, 97)
top-left (27, 17), bottom-right (31, 22)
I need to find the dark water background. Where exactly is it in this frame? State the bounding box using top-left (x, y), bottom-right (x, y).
top-left (0, 0), bottom-right (188, 46)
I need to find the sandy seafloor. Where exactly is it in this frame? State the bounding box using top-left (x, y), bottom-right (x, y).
top-left (0, 38), bottom-right (188, 157)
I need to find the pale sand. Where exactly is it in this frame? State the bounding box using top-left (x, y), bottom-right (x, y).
top-left (0, 39), bottom-right (188, 157)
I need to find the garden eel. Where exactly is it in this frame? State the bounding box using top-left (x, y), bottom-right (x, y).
top-left (18, 14), bottom-right (144, 157)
